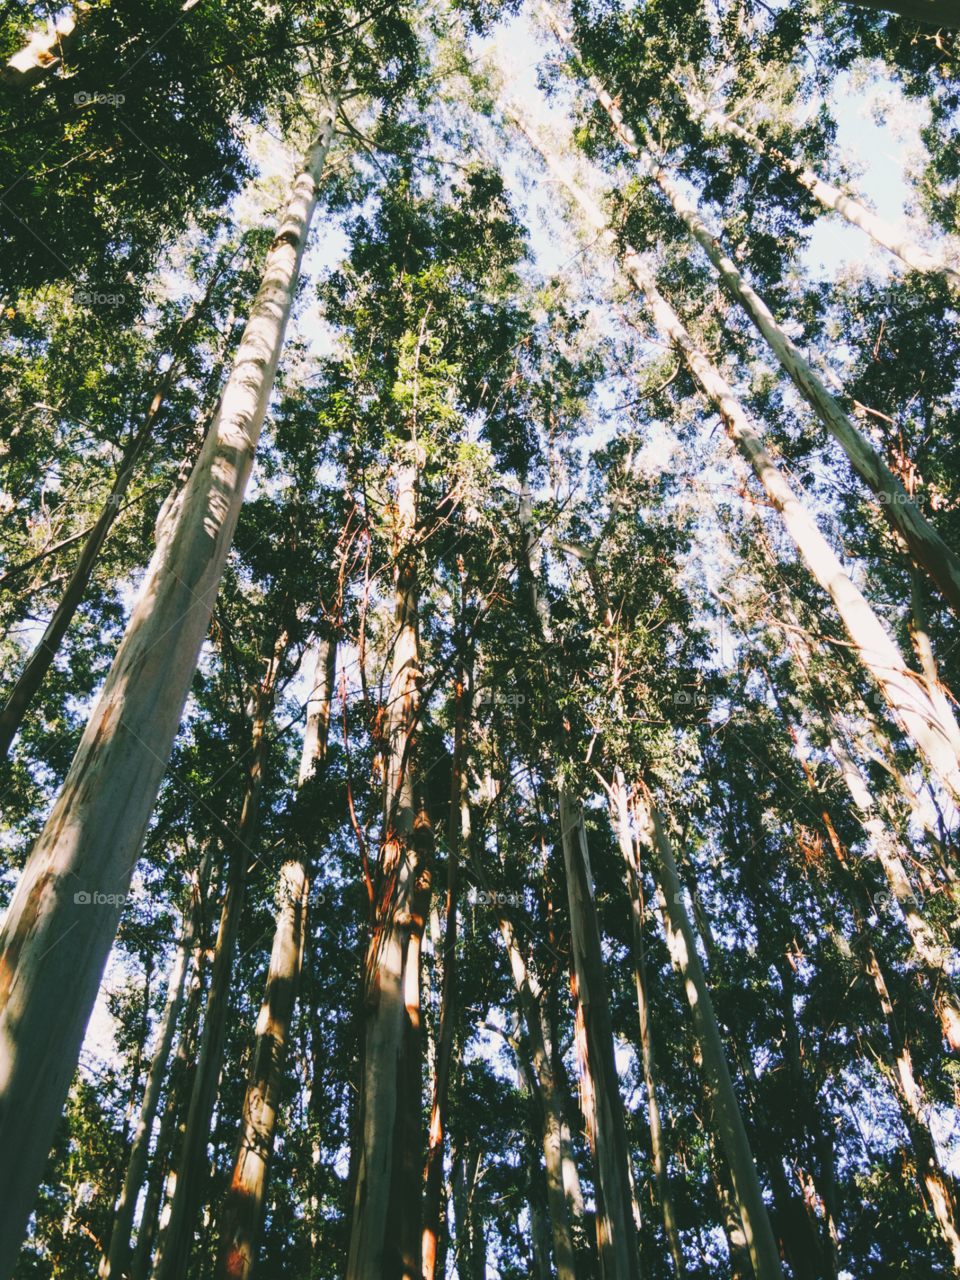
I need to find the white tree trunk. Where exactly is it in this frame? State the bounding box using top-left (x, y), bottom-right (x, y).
top-left (635, 798), bottom-right (785, 1280)
top-left (507, 110), bottom-right (960, 807)
top-left (0, 100), bottom-right (337, 1280)
top-left (99, 847), bottom-right (213, 1280)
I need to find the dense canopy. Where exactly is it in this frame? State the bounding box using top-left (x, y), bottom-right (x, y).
top-left (2, 0), bottom-right (960, 1277)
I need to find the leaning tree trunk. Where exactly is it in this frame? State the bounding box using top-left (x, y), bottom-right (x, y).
top-left (862, 945), bottom-right (960, 1265)
top-left (545, 6), bottom-right (960, 619)
top-left (0, 100), bottom-right (337, 1280)
top-left (635, 795), bottom-right (785, 1280)
top-left (688, 91), bottom-right (960, 272)
top-left (346, 458), bottom-right (435, 1280)
top-left (152, 692), bottom-right (274, 1280)
top-left (610, 772), bottom-right (686, 1280)
top-left (214, 636), bottom-right (337, 1280)
top-left (507, 111), bottom-right (960, 806)
top-left (99, 847), bottom-right (213, 1280)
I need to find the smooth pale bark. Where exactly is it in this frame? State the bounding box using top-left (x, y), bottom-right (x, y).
top-left (610, 773), bottom-right (686, 1279)
top-left (519, 482), bottom-right (639, 1280)
top-left (508, 111), bottom-right (960, 806)
top-left (635, 797), bottom-right (785, 1280)
top-left (691, 96), bottom-right (960, 276)
top-left (99, 849), bottom-right (212, 1280)
top-left (153, 705), bottom-right (271, 1280)
top-left (545, 6), bottom-right (960, 619)
top-left (768, 590), bottom-right (960, 1052)
top-left (0, 103), bottom-right (336, 1280)
top-left (423, 661), bottom-right (468, 1280)
top-left (214, 637), bottom-right (336, 1280)
top-left (347, 461), bottom-right (434, 1280)
top-left (473, 838), bottom-right (579, 1280)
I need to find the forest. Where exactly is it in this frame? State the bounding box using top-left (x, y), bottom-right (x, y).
top-left (2, 0), bottom-right (960, 1275)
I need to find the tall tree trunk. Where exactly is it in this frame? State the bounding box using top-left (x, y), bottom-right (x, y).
top-left (346, 459), bottom-right (434, 1280)
top-left (423, 645), bottom-right (468, 1280)
top-left (688, 91), bottom-right (960, 272)
top-left (130, 952), bottom-right (208, 1280)
top-left (559, 787), bottom-right (643, 1280)
top-left (634, 795), bottom-right (785, 1280)
top-left (0, 101), bottom-right (337, 1280)
top-left (610, 772), bottom-right (686, 1279)
top-left (99, 847), bottom-right (213, 1280)
top-left (214, 636), bottom-right (337, 1280)
top-left (153, 682), bottom-right (275, 1280)
top-left (507, 111), bottom-right (960, 806)
top-left (472, 829), bottom-right (579, 1280)
top-left (519, 481), bottom-right (640, 1280)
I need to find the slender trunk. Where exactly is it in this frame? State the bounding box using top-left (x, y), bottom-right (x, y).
top-left (509, 112), bottom-right (960, 805)
top-left (0, 101), bottom-right (337, 1280)
top-left (472, 836), bottom-right (579, 1280)
top-left (347, 461), bottom-right (434, 1280)
top-left (99, 848), bottom-right (213, 1280)
top-left (635, 795), bottom-right (784, 1279)
top-left (596, 111), bottom-right (960, 618)
top-left (214, 637), bottom-right (337, 1280)
top-left (690, 92), bottom-right (960, 275)
top-left (559, 788), bottom-right (643, 1280)
top-left (862, 945), bottom-right (960, 1266)
top-left (153, 700), bottom-right (272, 1280)
top-left (610, 772), bottom-right (686, 1279)
top-left (423, 650), bottom-right (468, 1280)
top-left (130, 956), bottom-right (207, 1280)
top-left (518, 480), bottom-right (638, 1279)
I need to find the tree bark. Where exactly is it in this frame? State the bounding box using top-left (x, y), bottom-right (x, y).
top-left (99, 847), bottom-right (213, 1280)
top-left (213, 637), bottom-right (336, 1280)
top-left (129, 951), bottom-right (207, 1280)
top-left (635, 796), bottom-right (785, 1280)
top-left (0, 101), bottom-right (337, 1280)
top-left (346, 459), bottom-right (434, 1280)
top-left (862, 945), bottom-right (960, 1266)
top-left (151, 729), bottom-right (266, 1280)
top-left (472, 834), bottom-right (579, 1280)
top-left (610, 772), bottom-right (686, 1279)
